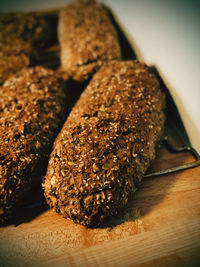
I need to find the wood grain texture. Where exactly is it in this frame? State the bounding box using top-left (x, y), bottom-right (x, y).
top-left (0, 148), bottom-right (199, 267)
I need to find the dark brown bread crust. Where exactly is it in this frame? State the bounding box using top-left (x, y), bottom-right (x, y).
top-left (0, 67), bottom-right (68, 224)
top-left (44, 60), bottom-right (165, 227)
top-left (0, 37), bottom-right (31, 85)
top-left (58, 0), bottom-right (121, 81)
top-left (0, 11), bottom-right (58, 84)
top-left (0, 11), bottom-right (57, 48)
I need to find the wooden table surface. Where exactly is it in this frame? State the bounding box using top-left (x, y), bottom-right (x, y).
top-left (0, 143), bottom-right (199, 267)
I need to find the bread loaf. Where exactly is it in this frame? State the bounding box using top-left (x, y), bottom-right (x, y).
top-left (43, 60), bottom-right (165, 227)
top-left (0, 10), bottom-right (58, 84)
top-left (0, 37), bottom-right (31, 85)
top-left (0, 11), bottom-right (57, 48)
top-left (58, 0), bottom-right (121, 81)
top-left (0, 66), bottom-right (68, 224)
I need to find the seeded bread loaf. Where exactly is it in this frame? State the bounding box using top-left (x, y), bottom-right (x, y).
top-left (0, 66), bottom-right (68, 224)
top-left (0, 10), bottom-right (58, 48)
top-left (58, 0), bottom-right (121, 81)
top-left (43, 60), bottom-right (165, 227)
top-left (0, 10), bottom-right (58, 84)
top-left (0, 37), bottom-right (31, 85)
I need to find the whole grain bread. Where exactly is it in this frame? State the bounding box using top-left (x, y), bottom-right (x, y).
top-left (58, 0), bottom-right (121, 81)
top-left (0, 10), bottom-right (58, 84)
top-left (0, 66), bottom-right (68, 224)
top-left (0, 10), bottom-right (58, 48)
top-left (0, 37), bottom-right (31, 85)
top-left (43, 60), bottom-right (165, 227)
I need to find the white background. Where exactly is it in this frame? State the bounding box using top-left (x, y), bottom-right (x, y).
top-left (1, 0), bottom-right (200, 152)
